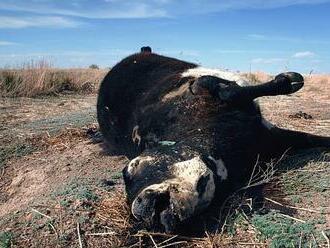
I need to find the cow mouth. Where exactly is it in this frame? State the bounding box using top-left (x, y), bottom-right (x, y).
top-left (131, 179), bottom-right (189, 232)
top-left (131, 157), bottom-right (216, 233)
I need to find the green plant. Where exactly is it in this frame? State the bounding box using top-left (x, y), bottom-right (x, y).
top-left (111, 171), bottom-right (122, 180)
top-left (252, 211), bottom-right (317, 248)
top-left (76, 186), bottom-right (98, 202)
top-left (226, 211), bottom-right (249, 236)
top-left (0, 232), bottom-right (13, 248)
top-left (59, 199), bottom-right (71, 208)
top-left (0, 143), bottom-right (35, 169)
top-left (289, 195), bottom-right (302, 204)
top-left (53, 181), bottom-right (99, 206)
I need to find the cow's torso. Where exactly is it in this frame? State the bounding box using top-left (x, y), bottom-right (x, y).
top-left (116, 54), bottom-right (264, 201)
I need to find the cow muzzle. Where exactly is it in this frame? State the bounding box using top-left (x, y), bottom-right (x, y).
top-left (130, 156), bottom-right (216, 233)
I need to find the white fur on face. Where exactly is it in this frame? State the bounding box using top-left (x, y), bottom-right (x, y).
top-left (131, 156), bottom-right (216, 229)
top-left (131, 180), bottom-right (171, 220)
top-left (171, 156), bottom-right (216, 206)
top-left (208, 156), bottom-right (228, 180)
top-left (182, 67), bottom-right (249, 87)
top-left (126, 156), bottom-right (155, 179)
top-left (171, 156), bottom-right (209, 186)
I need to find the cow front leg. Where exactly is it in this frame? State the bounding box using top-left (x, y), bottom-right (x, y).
top-left (192, 72), bottom-right (304, 104)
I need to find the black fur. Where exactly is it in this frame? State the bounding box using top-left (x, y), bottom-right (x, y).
top-left (97, 51), bottom-right (330, 233)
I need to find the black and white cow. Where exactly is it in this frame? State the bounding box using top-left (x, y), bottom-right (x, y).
top-left (97, 48), bottom-right (330, 233)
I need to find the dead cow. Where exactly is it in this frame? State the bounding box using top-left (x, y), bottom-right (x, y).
top-left (97, 48), bottom-right (330, 233)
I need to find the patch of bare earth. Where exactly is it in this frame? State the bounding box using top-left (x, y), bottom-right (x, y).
top-left (259, 74), bottom-right (330, 136)
top-left (0, 74), bottom-right (329, 247)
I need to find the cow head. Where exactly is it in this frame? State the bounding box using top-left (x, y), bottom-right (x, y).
top-left (123, 139), bottom-right (229, 233)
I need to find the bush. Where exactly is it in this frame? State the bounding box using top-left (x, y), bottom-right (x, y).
top-left (89, 64), bottom-right (99, 69)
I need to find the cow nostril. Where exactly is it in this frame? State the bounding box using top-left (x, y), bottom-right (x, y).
top-left (132, 159), bottom-right (140, 167)
top-left (154, 192), bottom-right (170, 215)
top-left (153, 191), bottom-right (171, 231)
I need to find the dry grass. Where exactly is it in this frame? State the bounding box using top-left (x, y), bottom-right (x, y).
top-left (0, 61), bottom-right (108, 97)
top-left (243, 71), bottom-right (330, 86)
top-left (241, 71), bottom-right (272, 83)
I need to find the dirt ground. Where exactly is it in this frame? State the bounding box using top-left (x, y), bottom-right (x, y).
top-left (0, 75), bottom-right (329, 247)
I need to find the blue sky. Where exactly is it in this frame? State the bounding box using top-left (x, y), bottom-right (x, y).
top-left (0, 0), bottom-right (330, 73)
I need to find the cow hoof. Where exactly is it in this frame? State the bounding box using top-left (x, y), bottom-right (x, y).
top-left (275, 72), bottom-right (304, 94)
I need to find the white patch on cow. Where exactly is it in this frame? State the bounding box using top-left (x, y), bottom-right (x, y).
top-left (131, 181), bottom-right (169, 220)
top-left (208, 156), bottom-right (228, 180)
top-left (132, 125), bottom-right (141, 146)
top-left (171, 157), bottom-right (209, 186)
top-left (131, 178), bottom-right (200, 220)
top-left (261, 118), bottom-right (274, 130)
top-left (162, 82), bottom-right (190, 102)
top-left (131, 157), bottom-right (216, 227)
top-left (171, 156), bottom-right (215, 206)
top-left (127, 156), bottom-right (154, 179)
top-left (182, 67), bottom-right (249, 86)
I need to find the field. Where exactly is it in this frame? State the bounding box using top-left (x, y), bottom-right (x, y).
top-left (0, 70), bottom-right (329, 248)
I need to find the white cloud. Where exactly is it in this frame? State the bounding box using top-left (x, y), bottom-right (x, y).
top-left (0, 16), bottom-right (82, 29)
top-left (247, 34), bottom-right (267, 40)
top-left (0, 40), bottom-right (17, 45)
top-left (251, 58), bottom-right (286, 64)
top-left (0, 0), bottom-right (329, 19)
top-left (215, 49), bottom-right (280, 54)
top-left (0, 1), bottom-right (167, 19)
top-left (292, 51), bottom-right (315, 58)
top-left (246, 33), bottom-right (329, 45)
top-left (247, 33), bottom-right (303, 43)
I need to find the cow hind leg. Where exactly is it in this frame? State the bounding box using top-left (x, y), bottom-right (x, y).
top-left (261, 121), bottom-right (330, 157)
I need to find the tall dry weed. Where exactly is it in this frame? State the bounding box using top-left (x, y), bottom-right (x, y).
top-left (0, 60), bottom-right (108, 97)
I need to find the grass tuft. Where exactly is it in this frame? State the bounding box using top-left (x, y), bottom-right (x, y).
top-left (0, 231), bottom-right (13, 248)
top-left (0, 61), bottom-right (108, 97)
top-left (0, 143), bottom-right (36, 169)
top-left (252, 211), bottom-right (318, 248)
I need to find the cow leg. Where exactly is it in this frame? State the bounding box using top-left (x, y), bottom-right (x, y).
top-left (193, 72), bottom-right (304, 104)
top-left (233, 72), bottom-right (304, 99)
top-left (260, 121), bottom-right (330, 156)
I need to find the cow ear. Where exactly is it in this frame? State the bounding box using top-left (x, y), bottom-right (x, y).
top-left (190, 76), bottom-right (220, 97)
top-left (190, 76), bottom-right (236, 98)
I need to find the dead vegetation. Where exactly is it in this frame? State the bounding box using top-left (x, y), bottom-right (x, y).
top-left (0, 61), bottom-right (108, 97)
top-left (241, 71), bottom-right (272, 84)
